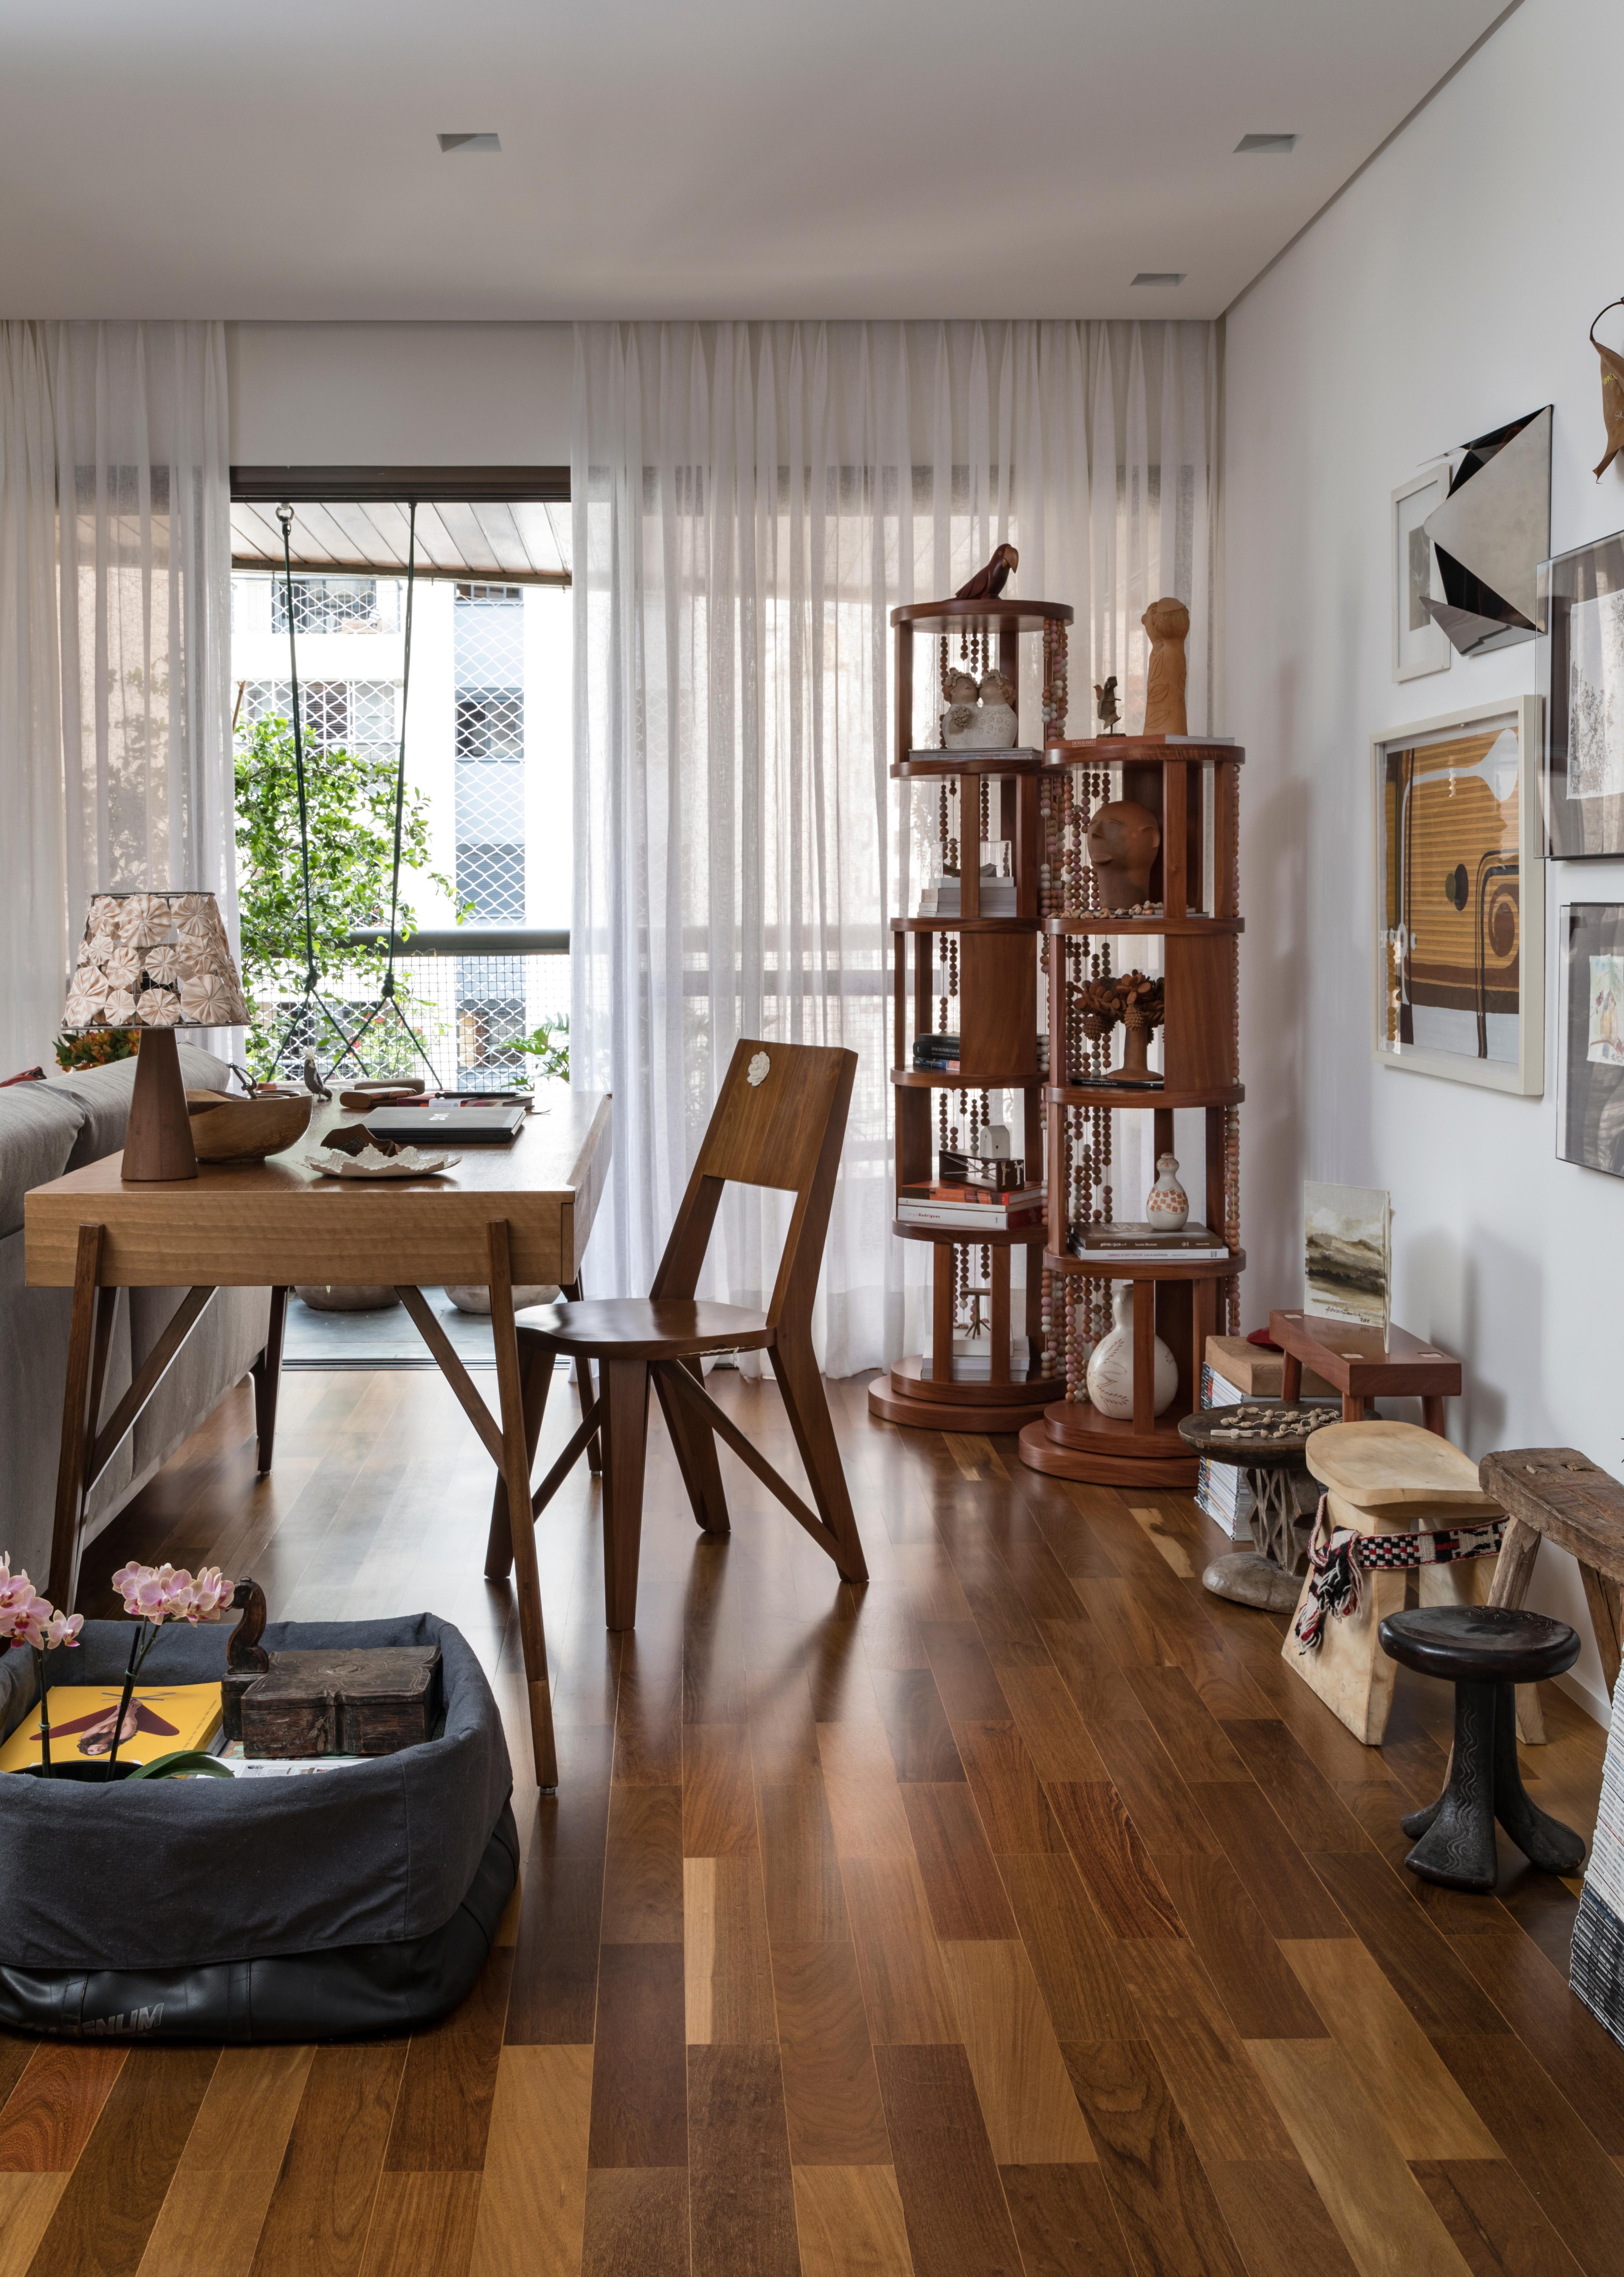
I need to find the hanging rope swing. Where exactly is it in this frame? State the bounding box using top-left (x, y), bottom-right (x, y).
top-left (264, 500), bottom-right (438, 1090)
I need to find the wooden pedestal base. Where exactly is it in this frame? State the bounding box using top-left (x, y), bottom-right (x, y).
top-left (869, 1355), bottom-right (1064, 1436)
top-left (1018, 1398), bottom-right (1198, 1489)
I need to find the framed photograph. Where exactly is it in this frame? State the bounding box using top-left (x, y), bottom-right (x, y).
top-left (1557, 903), bottom-right (1624, 1175)
top-left (1372, 693), bottom-right (1544, 1095)
top-left (1392, 469), bottom-right (1452, 682)
top-left (1304, 1181), bottom-right (1391, 1338)
top-left (1538, 527), bottom-right (1624, 856)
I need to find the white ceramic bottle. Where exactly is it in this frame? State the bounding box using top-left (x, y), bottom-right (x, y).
top-left (1145, 1151), bottom-right (1189, 1231)
top-left (1084, 1284), bottom-right (1178, 1418)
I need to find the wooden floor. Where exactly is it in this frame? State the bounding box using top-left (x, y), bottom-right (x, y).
top-left (3, 1367), bottom-right (1622, 2277)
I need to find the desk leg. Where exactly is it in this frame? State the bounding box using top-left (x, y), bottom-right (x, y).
top-left (1421, 1395), bottom-right (1447, 1438)
top-left (489, 1220), bottom-right (559, 1789)
top-left (562, 1275), bottom-right (601, 1475)
top-left (1281, 1353), bottom-right (1302, 1402)
top-left (48, 1225), bottom-right (106, 1610)
top-left (252, 1287), bottom-right (289, 1475)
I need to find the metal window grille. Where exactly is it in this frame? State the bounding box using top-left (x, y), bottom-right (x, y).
top-left (269, 576), bottom-right (398, 635)
top-left (453, 585), bottom-right (528, 927)
top-left (239, 680), bottom-right (397, 763)
top-left (257, 945), bottom-right (568, 1092)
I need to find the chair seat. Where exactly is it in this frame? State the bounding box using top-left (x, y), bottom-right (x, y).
top-left (514, 1297), bottom-right (774, 1361)
top-left (1378, 1603), bottom-right (1580, 1686)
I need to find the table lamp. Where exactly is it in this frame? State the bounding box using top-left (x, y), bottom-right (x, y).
top-left (62, 891), bottom-right (251, 1182)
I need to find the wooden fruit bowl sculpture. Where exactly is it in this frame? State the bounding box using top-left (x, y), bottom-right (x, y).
top-left (184, 1088), bottom-right (312, 1164)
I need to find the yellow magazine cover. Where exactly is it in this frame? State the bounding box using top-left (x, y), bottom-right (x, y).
top-left (0, 1684), bottom-right (222, 1772)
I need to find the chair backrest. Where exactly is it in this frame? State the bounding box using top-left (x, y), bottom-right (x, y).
top-left (650, 1038), bottom-right (857, 1332)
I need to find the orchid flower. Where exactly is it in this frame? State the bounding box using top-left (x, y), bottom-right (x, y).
top-left (103, 1561), bottom-right (235, 1776)
top-left (0, 1557), bottom-right (82, 1774)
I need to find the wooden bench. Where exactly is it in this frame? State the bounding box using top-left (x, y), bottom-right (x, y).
top-left (1480, 1449), bottom-right (1624, 1710)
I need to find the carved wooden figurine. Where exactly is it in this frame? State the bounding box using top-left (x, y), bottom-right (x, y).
top-left (1085, 798), bottom-right (1160, 909)
top-left (955, 543), bottom-right (1018, 601)
top-left (1141, 596), bottom-right (1190, 736)
top-left (1093, 674), bottom-right (1120, 732)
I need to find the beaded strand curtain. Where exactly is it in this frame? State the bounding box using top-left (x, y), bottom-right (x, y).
top-left (572, 319), bottom-right (1218, 1374)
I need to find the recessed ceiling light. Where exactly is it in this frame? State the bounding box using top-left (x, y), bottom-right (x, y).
top-left (1132, 272), bottom-right (1185, 287)
top-left (1235, 133), bottom-right (1298, 154)
top-left (438, 132), bottom-right (501, 154)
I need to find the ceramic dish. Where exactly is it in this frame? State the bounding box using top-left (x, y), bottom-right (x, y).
top-left (305, 1146), bottom-right (461, 1180)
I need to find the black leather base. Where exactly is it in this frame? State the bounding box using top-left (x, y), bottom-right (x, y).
top-left (0, 1804), bottom-right (517, 2043)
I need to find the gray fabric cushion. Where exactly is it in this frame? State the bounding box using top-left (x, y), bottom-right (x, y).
top-left (0, 1082), bottom-right (84, 1241)
top-left (48, 1045), bottom-right (235, 1172)
top-left (0, 1615), bottom-right (513, 1972)
top-left (128, 1284), bottom-right (270, 1482)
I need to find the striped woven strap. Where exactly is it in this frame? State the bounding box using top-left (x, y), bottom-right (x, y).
top-left (1292, 1498), bottom-right (1505, 1655)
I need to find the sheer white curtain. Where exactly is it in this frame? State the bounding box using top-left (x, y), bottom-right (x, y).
top-left (572, 320), bottom-right (1217, 1373)
top-left (0, 320), bottom-right (235, 1072)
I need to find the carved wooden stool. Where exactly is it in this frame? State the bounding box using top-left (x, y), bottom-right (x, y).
top-left (1377, 1604), bottom-right (1586, 1892)
top-left (1178, 1399), bottom-right (1339, 1611)
top-left (1479, 1449), bottom-right (1624, 1744)
top-left (1285, 1421), bottom-right (1506, 1744)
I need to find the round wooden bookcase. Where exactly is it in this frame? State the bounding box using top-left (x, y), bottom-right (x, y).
top-left (1018, 736), bottom-right (1244, 1489)
top-left (870, 599), bottom-right (1071, 1433)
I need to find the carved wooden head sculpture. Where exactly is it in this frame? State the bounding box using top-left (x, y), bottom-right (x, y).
top-left (1086, 798), bottom-right (1161, 909)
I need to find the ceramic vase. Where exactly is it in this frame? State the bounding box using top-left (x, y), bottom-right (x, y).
top-left (1084, 1284), bottom-right (1178, 1419)
top-left (1146, 1152), bottom-right (1188, 1231)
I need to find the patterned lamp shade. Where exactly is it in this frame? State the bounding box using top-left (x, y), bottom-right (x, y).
top-left (64, 891), bottom-right (250, 1031)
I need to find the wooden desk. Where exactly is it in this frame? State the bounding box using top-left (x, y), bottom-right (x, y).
top-left (25, 1091), bottom-right (612, 1788)
top-left (1269, 1309), bottom-right (1461, 1436)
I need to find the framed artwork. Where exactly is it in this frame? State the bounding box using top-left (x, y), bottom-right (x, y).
top-left (1372, 694), bottom-right (1544, 1095)
top-left (1392, 468), bottom-right (1452, 682)
top-left (1557, 903), bottom-right (1624, 1176)
top-left (1538, 527), bottom-right (1624, 856)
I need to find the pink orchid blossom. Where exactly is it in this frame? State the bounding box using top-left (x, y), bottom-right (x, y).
top-left (101, 1560), bottom-right (236, 1775)
top-left (41, 1610), bottom-right (83, 1651)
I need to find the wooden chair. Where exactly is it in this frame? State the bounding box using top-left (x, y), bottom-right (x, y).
top-left (484, 1038), bottom-right (868, 1629)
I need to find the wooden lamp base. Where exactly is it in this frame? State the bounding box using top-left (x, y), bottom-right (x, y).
top-left (121, 1025), bottom-right (198, 1182)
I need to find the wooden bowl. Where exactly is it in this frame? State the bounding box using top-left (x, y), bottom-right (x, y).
top-left (185, 1089), bottom-right (312, 1164)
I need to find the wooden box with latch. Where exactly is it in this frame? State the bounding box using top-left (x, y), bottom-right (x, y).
top-left (221, 1580), bottom-right (443, 1758)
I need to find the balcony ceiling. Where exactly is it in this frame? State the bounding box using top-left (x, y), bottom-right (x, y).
top-left (231, 497), bottom-right (571, 585)
top-left (0, 0), bottom-right (1504, 321)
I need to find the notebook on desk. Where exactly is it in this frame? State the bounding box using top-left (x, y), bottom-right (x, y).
top-left (362, 1102), bottom-right (527, 1144)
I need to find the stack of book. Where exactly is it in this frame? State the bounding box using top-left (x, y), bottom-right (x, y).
top-left (1069, 1220), bottom-right (1231, 1263)
top-left (912, 1033), bottom-right (960, 1072)
top-left (899, 1182), bottom-right (1047, 1232)
top-left (925, 1333), bottom-right (1036, 1381)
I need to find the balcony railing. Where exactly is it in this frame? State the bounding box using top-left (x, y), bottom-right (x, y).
top-left (258, 928), bottom-right (568, 1092)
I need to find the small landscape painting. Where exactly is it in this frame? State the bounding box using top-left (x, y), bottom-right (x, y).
top-left (1304, 1181), bottom-right (1392, 1338)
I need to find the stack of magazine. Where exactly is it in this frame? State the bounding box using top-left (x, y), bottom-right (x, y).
top-left (1069, 1220), bottom-right (1231, 1263)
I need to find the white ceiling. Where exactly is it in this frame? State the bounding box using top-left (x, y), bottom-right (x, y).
top-left (0, 0), bottom-right (1505, 322)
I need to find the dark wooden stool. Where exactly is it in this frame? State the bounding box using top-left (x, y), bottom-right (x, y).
top-left (1177, 1398), bottom-right (1339, 1610)
top-left (1377, 1604), bottom-right (1587, 1892)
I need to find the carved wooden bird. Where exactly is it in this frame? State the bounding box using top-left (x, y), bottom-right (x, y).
top-left (955, 543), bottom-right (1018, 601)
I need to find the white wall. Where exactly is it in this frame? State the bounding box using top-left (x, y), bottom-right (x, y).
top-left (1225, 0), bottom-right (1624, 1721)
top-left (227, 323), bottom-right (575, 465)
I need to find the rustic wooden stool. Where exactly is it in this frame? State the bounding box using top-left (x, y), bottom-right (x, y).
top-left (1378, 1605), bottom-right (1586, 1891)
top-left (1479, 1449), bottom-right (1624, 1718)
top-left (1269, 1309), bottom-right (1461, 1430)
top-left (1178, 1398), bottom-right (1339, 1611)
top-left (1285, 1421), bottom-right (1504, 1744)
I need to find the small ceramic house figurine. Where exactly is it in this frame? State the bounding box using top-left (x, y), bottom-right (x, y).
top-left (1146, 1153), bottom-right (1189, 1230)
top-left (1085, 1285), bottom-right (1178, 1418)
